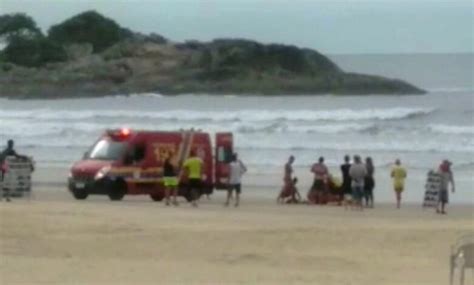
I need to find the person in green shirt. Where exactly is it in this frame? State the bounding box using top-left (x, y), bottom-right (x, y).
top-left (391, 159), bottom-right (407, 209)
top-left (182, 150), bottom-right (203, 207)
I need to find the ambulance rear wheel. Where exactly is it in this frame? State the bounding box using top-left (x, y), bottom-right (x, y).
top-left (108, 180), bottom-right (126, 201)
top-left (72, 188), bottom-right (88, 200)
top-left (184, 191), bottom-right (201, 202)
top-left (150, 193), bottom-right (165, 202)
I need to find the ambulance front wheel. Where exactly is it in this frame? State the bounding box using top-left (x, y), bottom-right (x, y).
top-left (72, 187), bottom-right (88, 200)
top-left (108, 180), bottom-right (126, 201)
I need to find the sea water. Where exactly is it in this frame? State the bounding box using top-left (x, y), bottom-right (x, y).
top-left (0, 53), bottom-right (472, 203)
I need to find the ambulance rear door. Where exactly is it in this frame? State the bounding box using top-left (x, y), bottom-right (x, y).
top-left (214, 132), bottom-right (233, 190)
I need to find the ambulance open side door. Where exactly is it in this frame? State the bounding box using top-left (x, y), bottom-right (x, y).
top-left (214, 132), bottom-right (233, 190)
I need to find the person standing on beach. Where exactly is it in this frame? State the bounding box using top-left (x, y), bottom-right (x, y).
top-left (364, 157), bottom-right (375, 208)
top-left (391, 159), bottom-right (407, 209)
top-left (0, 140), bottom-right (27, 166)
top-left (225, 153), bottom-right (247, 207)
top-left (349, 155), bottom-right (366, 210)
top-left (436, 160), bottom-right (455, 215)
top-left (182, 150), bottom-right (203, 207)
top-left (163, 157), bottom-right (179, 206)
top-left (284, 156), bottom-right (295, 188)
top-left (310, 157), bottom-right (329, 204)
top-left (1, 140), bottom-right (28, 202)
top-left (340, 155), bottom-right (352, 207)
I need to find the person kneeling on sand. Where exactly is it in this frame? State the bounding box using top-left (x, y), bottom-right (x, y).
top-left (391, 159), bottom-right (407, 209)
top-left (225, 153), bottom-right (247, 207)
top-left (277, 177), bottom-right (301, 204)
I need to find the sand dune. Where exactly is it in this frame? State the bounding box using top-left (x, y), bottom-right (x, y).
top-left (1, 188), bottom-right (473, 285)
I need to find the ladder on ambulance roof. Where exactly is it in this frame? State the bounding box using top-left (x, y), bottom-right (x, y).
top-left (176, 130), bottom-right (194, 173)
top-left (214, 132), bottom-right (233, 190)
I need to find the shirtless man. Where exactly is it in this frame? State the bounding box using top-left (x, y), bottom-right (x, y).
top-left (309, 157), bottom-right (329, 204)
top-left (277, 156), bottom-right (296, 203)
top-left (284, 155), bottom-right (295, 188)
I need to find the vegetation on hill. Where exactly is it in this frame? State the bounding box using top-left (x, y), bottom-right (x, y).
top-left (0, 11), bottom-right (426, 97)
top-left (0, 13), bottom-right (41, 42)
top-left (0, 13), bottom-right (67, 67)
top-left (48, 11), bottom-right (131, 53)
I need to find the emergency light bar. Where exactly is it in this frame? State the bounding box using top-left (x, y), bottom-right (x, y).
top-left (107, 128), bottom-right (132, 140)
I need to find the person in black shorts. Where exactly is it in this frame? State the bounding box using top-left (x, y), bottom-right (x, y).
top-left (364, 157), bottom-right (375, 208)
top-left (182, 150), bottom-right (203, 207)
top-left (163, 157), bottom-right (179, 206)
top-left (225, 153), bottom-right (247, 207)
top-left (340, 155), bottom-right (352, 203)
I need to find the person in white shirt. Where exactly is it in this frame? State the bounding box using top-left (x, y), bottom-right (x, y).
top-left (349, 155), bottom-right (367, 211)
top-left (225, 153), bottom-right (247, 207)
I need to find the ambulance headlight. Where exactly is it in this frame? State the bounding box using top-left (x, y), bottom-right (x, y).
top-left (95, 166), bottom-right (111, 180)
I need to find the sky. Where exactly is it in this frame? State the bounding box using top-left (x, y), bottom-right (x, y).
top-left (0, 0), bottom-right (472, 54)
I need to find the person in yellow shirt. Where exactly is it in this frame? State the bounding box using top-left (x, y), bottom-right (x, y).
top-left (182, 150), bottom-right (203, 207)
top-left (391, 159), bottom-right (407, 209)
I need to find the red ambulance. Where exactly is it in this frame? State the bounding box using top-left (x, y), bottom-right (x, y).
top-left (68, 129), bottom-right (233, 201)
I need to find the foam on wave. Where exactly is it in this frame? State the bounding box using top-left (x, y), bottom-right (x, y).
top-left (0, 107), bottom-right (435, 122)
top-left (428, 124), bottom-right (474, 135)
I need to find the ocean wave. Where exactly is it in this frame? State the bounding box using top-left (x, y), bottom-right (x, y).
top-left (13, 135), bottom-right (472, 153)
top-left (235, 140), bottom-right (474, 154)
top-left (4, 119), bottom-right (474, 142)
top-left (0, 107), bottom-right (435, 122)
top-left (236, 122), bottom-right (377, 134)
top-left (428, 124), bottom-right (474, 135)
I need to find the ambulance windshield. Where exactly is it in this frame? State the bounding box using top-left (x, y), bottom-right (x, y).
top-left (87, 139), bottom-right (127, 161)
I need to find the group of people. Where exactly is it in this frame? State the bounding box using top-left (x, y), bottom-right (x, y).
top-left (162, 150), bottom-right (247, 208)
top-left (1, 139), bottom-right (456, 213)
top-left (277, 154), bottom-right (456, 214)
top-left (278, 155), bottom-right (376, 209)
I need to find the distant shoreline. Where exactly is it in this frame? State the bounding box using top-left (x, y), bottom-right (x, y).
top-left (0, 40), bottom-right (426, 99)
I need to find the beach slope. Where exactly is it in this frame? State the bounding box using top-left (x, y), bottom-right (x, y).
top-left (0, 189), bottom-right (472, 285)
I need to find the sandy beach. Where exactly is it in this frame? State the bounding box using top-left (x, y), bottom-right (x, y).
top-left (1, 175), bottom-right (473, 285)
